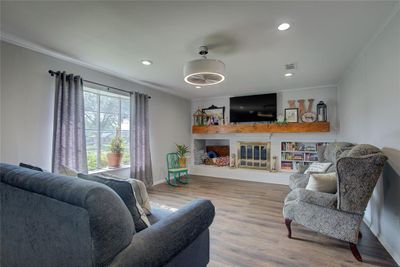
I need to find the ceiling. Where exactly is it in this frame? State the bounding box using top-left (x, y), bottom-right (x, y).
top-left (0, 1), bottom-right (396, 99)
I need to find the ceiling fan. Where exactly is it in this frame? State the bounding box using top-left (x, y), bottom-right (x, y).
top-left (183, 46), bottom-right (225, 86)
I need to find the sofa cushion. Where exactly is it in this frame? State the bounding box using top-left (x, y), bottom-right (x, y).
top-left (284, 188), bottom-right (337, 209)
top-left (78, 173), bottom-right (150, 231)
top-left (99, 172), bottom-right (151, 215)
top-left (306, 172), bottom-right (337, 193)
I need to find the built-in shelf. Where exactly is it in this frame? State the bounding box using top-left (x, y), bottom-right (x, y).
top-left (280, 141), bottom-right (328, 172)
top-left (192, 122), bottom-right (330, 134)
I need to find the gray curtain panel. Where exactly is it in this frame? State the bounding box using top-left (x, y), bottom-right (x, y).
top-left (130, 92), bottom-right (153, 187)
top-left (52, 72), bottom-right (88, 173)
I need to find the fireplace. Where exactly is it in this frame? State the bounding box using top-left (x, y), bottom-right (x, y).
top-left (237, 142), bottom-right (271, 170)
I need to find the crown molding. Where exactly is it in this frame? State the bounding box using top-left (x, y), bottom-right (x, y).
top-left (0, 31), bottom-right (191, 99)
top-left (277, 84), bottom-right (337, 92)
top-left (191, 84), bottom-right (337, 102)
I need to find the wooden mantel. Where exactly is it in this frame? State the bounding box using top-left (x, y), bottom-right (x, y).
top-left (192, 122), bottom-right (330, 134)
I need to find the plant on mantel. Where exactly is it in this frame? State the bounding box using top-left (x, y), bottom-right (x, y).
top-left (176, 144), bottom-right (190, 168)
top-left (273, 119), bottom-right (288, 126)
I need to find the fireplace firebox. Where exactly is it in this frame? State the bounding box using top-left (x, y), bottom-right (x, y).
top-left (237, 142), bottom-right (271, 170)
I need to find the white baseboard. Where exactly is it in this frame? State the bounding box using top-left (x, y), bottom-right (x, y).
top-left (152, 166), bottom-right (290, 186)
top-left (363, 218), bottom-right (400, 265)
top-left (189, 165), bottom-right (290, 185)
top-left (152, 179), bottom-right (165, 186)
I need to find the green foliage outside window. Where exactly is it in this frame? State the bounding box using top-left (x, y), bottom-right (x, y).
top-left (87, 150), bottom-right (97, 171)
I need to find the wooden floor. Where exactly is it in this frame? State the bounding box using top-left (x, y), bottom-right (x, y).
top-left (148, 175), bottom-right (397, 267)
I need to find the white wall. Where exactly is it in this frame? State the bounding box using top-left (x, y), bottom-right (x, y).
top-left (0, 41), bottom-right (191, 184)
top-left (337, 7), bottom-right (400, 263)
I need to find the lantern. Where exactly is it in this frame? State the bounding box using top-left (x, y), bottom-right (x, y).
top-left (317, 101), bottom-right (327, 122)
top-left (193, 107), bottom-right (208, 126)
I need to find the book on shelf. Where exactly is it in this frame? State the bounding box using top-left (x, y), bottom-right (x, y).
top-left (280, 141), bottom-right (329, 171)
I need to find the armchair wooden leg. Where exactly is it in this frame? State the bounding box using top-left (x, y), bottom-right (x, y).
top-left (349, 242), bottom-right (363, 262)
top-left (284, 219), bottom-right (292, 239)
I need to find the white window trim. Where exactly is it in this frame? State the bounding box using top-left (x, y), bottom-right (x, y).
top-left (84, 86), bottom-right (130, 172)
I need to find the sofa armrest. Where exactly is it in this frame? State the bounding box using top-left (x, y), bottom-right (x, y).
top-left (108, 199), bottom-right (215, 267)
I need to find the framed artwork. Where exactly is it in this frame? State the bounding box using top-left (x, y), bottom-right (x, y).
top-left (202, 105), bottom-right (225, 125)
top-left (284, 108), bottom-right (299, 123)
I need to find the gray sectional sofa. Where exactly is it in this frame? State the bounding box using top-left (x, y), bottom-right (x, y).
top-left (0, 163), bottom-right (215, 267)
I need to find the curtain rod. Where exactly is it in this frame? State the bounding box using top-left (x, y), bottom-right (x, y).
top-left (48, 70), bottom-right (151, 99)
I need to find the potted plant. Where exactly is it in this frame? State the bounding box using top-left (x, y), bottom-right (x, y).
top-left (176, 144), bottom-right (190, 168)
top-left (107, 128), bottom-right (125, 168)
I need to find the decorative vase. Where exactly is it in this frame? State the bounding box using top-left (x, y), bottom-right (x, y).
top-left (107, 153), bottom-right (123, 168)
top-left (271, 156), bottom-right (277, 172)
top-left (230, 153), bottom-right (236, 168)
top-left (301, 99), bottom-right (317, 122)
top-left (288, 100), bottom-right (296, 108)
top-left (297, 99), bottom-right (306, 116)
top-left (179, 157), bottom-right (187, 168)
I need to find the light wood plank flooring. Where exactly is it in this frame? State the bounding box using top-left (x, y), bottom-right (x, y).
top-left (148, 175), bottom-right (397, 267)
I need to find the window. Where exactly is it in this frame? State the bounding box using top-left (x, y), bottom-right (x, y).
top-left (84, 87), bottom-right (130, 171)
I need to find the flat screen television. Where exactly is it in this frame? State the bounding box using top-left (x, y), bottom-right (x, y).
top-left (230, 93), bottom-right (277, 123)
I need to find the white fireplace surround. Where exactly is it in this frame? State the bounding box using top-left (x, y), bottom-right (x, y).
top-left (190, 133), bottom-right (336, 185)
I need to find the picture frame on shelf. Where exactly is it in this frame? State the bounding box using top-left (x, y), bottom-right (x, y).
top-left (284, 108), bottom-right (299, 123)
top-left (202, 105), bottom-right (225, 125)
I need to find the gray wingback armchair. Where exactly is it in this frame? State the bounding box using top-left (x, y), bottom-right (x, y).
top-left (283, 144), bottom-right (387, 262)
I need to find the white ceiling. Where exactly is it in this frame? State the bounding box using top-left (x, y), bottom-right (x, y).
top-left (0, 1), bottom-right (396, 99)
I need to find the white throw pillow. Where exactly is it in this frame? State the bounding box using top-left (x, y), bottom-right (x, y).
top-left (304, 162), bottom-right (332, 174)
top-left (58, 165), bottom-right (78, 177)
top-left (306, 172), bottom-right (337, 193)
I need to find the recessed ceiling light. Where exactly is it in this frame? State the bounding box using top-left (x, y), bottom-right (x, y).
top-left (278, 23), bottom-right (291, 31)
top-left (141, 60), bottom-right (153, 66)
top-left (285, 72), bottom-right (294, 77)
top-left (195, 86), bottom-right (202, 89)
